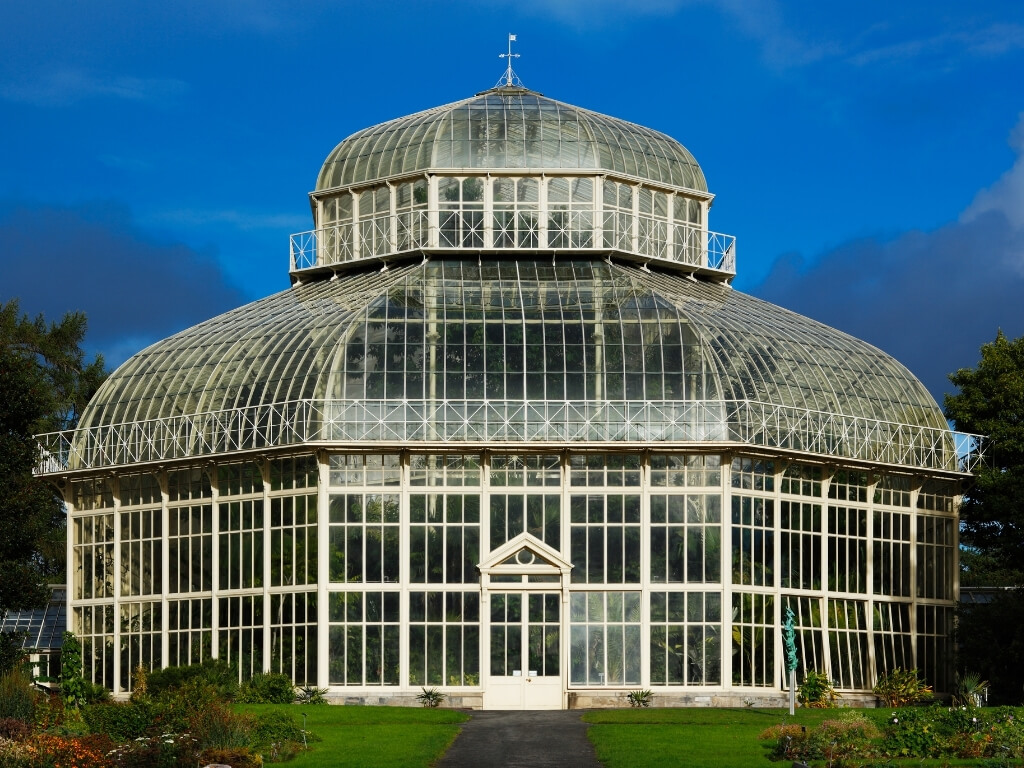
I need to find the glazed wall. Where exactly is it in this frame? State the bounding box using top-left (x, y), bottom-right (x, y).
top-left (67, 451), bottom-right (958, 701)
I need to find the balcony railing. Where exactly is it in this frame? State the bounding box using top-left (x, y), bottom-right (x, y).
top-left (290, 212), bottom-right (735, 277)
top-left (36, 398), bottom-right (983, 476)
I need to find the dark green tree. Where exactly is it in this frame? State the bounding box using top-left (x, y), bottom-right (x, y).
top-left (957, 590), bottom-right (1024, 704)
top-left (0, 299), bottom-right (105, 618)
top-left (946, 330), bottom-right (1024, 702)
top-left (945, 329), bottom-right (1024, 586)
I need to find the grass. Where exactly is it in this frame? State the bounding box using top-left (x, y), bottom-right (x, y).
top-left (583, 707), bottom-right (831, 768)
top-left (229, 704), bottom-right (1015, 768)
top-left (235, 703), bottom-right (469, 768)
top-left (582, 708), bottom-right (994, 768)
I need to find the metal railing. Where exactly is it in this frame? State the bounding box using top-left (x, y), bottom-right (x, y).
top-left (290, 211), bottom-right (736, 277)
top-left (35, 399), bottom-right (984, 476)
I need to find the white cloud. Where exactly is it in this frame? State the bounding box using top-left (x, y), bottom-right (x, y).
top-left (0, 69), bottom-right (187, 107)
top-left (848, 24), bottom-right (1024, 68)
top-left (714, 0), bottom-right (843, 68)
top-left (146, 208), bottom-right (310, 232)
top-left (963, 113), bottom-right (1024, 236)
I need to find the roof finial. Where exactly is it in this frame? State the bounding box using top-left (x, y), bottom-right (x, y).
top-left (497, 33), bottom-right (522, 88)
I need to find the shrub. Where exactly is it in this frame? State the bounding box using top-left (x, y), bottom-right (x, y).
top-left (146, 658), bottom-right (239, 701)
top-left (33, 691), bottom-right (68, 731)
top-left (987, 707), bottom-right (1024, 759)
top-left (191, 703), bottom-right (255, 750)
top-left (761, 713), bottom-right (879, 763)
top-left (83, 677), bottom-right (112, 704)
top-left (82, 700), bottom-right (163, 741)
top-left (24, 733), bottom-right (115, 768)
top-left (627, 689), bottom-right (653, 707)
top-left (0, 632), bottom-right (28, 676)
top-left (0, 736), bottom-right (31, 768)
top-left (107, 732), bottom-right (200, 768)
top-left (808, 714), bottom-right (880, 763)
top-left (758, 723), bottom-right (807, 762)
top-left (797, 670), bottom-right (840, 708)
top-left (295, 685), bottom-right (328, 704)
top-left (161, 678), bottom-right (219, 733)
top-left (264, 738), bottom-right (301, 763)
top-left (0, 716), bottom-right (32, 740)
top-left (415, 687), bottom-right (445, 708)
top-left (954, 670), bottom-right (990, 707)
top-left (130, 664), bottom-right (148, 702)
top-left (880, 707), bottom-right (951, 759)
top-left (760, 706), bottom-right (1024, 763)
top-left (60, 632), bottom-right (86, 708)
top-left (237, 672), bottom-right (295, 704)
top-left (0, 668), bottom-right (38, 722)
top-left (873, 668), bottom-right (933, 708)
top-left (881, 708), bottom-right (933, 758)
top-left (251, 709), bottom-right (308, 745)
top-left (248, 710), bottom-right (314, 763)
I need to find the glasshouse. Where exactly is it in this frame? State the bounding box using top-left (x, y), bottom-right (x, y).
top-left (36, 81), bottom-right (981, 709)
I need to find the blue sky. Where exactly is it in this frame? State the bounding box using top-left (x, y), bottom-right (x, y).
top-left (2, 0), bottom-right (1023, 402)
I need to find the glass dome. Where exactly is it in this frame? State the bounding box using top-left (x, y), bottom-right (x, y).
top-left (315, 87), bottom-right (707, 193)
top-left (78, 259), bottom-right (945, 433)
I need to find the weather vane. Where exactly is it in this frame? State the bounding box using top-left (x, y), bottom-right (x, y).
top-left (497, 33), bottom-right (523, 87)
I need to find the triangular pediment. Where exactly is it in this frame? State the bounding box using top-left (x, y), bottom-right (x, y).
top-left (478, 532), bottom-right (572, 574)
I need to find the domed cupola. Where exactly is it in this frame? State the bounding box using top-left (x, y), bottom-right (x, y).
top-left (290, 86), bottom-right (735, 283)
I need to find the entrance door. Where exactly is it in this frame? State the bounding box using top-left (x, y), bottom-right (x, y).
top-left (486, 592), bottom-right (562, 709)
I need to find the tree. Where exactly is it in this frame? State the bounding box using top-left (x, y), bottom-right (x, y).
top-left (957, 589), bottom-right (1024, 704)
top-left (946, 330), bottom-right (1024, 703)
top-left (0, 299), bottom-right (105, 619)
top-left (944, 329), bottom-right (1024, 585)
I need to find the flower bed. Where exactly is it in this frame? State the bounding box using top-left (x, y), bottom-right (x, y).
top-left (760, 705), bottom-right (1024, 764)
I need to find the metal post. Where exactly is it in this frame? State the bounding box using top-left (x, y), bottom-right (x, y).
top-left (789, 668), bottom-right (796, 717)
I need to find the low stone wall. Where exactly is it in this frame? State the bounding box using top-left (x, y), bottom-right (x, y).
top-left (322, 690), bottom-right (878, 710)
top-left (325, 693), bottom-right (485, 709)
top-left (567, 691), bottom-right (880, 709)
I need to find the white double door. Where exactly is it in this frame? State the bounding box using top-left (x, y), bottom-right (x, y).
top-left (485, 591), bottom-right (563, 709)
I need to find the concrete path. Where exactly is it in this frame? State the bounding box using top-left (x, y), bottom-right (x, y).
top-left (436, 710), bottom-right (603, 768)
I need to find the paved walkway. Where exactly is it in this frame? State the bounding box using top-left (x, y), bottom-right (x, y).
top-left (436, 710), bottom-right (602, 768)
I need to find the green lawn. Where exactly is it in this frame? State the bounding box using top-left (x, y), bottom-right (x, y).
top-left (235, 704), bottom-right (469, 768)
top-left (232, 705), bottom-right (1009, 768)
top-left (583, 708), bottom-right (831, 768)
top-left (582, 708), bottom-right (991, 768)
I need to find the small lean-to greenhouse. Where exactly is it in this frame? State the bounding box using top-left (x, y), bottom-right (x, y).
top-left (36, 83), bottom-right (982, 709)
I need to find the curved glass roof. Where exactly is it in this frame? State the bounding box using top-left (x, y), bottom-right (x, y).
top-left (316, 88), bottom-right (708, 193)
top-left (79, 258), bottom-right (944, 433)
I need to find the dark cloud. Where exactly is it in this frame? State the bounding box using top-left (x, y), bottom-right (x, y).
top-left (754, 210), bottom-right (1024, 405)
top-left (0, 201), bottom-right (246, 368)
top-left (756, 114), bottom-right (1024, 407)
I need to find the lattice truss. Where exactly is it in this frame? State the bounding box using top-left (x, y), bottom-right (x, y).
top-left (36, 398), bottom-right (983, 476)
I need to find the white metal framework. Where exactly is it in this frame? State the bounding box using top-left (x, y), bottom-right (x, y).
top-left (43, 84), bottom-right (974, 709)
top-left (37, 398), bottom-right (983, 477)
top-left (289, 172), bottom-right (733, 280)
